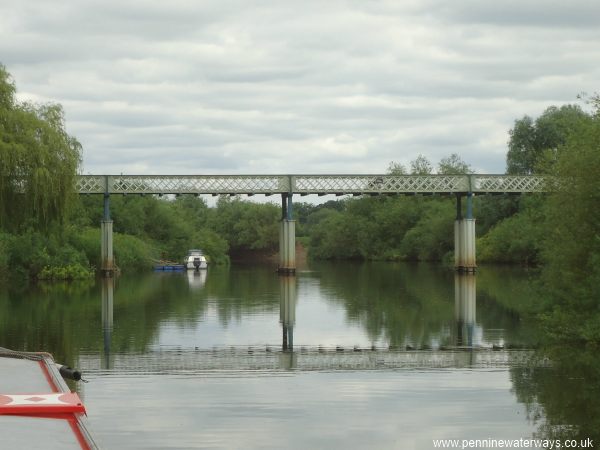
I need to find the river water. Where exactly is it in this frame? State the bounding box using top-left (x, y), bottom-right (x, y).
top-left (1, 262), bottom-right (598, 449)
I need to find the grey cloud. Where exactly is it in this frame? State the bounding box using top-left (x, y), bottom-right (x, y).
top-left (2, 0), bottom-right (598, 176)
top-left (428, 0), bottom-right (600, 28)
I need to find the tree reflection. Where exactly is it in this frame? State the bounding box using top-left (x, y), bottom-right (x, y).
top-left (311, 262), bottom-right (539, 348)
top-left (510, 347), bottom-right (600, 443)
top-left (0, 267), bottom-right (281, 369)
top-left (0, 262), bottom-right (543, 374)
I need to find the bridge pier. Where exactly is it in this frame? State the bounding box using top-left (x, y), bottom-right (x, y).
top-left (278, 193), bottom-right (296, 274)
top-left (454, 193), bottom-right (476, 273)
top-left (100, 191), bottom-right (115, 277)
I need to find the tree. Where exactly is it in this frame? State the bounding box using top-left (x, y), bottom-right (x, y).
top-left (0, 64), bottom-right (81, 231)
top-left (437, 153), bottom-right (472, 174)
top-left (410, 154), bottom-right (433, 175)
top-left (386, 161), bottom-right (407, 175)
top-left (540, 104), bottom-right (600, 342)
top-left (207, 197), bottom-right (279, 252)
top-left (506, 105), bottom-right (588, 175)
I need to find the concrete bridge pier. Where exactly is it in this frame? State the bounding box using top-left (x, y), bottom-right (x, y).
top-left (100, 192), bottom-right (115, 277)
top-left (454, 193), bottom-right (476, 273)
top-left (278, 193), bottom-right (296, 274)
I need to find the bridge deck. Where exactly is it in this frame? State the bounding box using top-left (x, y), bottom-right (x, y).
top-left (77, 174), bottom-right (547, 195)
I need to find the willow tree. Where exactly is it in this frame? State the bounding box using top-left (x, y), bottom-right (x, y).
top-left (0, 65), bottom-right (81, 231)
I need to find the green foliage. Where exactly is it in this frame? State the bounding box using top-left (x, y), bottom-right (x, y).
top-left (0, 228), bottom-right (93, 279)
top-left (437, 153), bottom-right (473, 174)
top-left (113, 232), bottom-right (158, 271)
top-left (307, 196), bottom-right (455, 262)
top-left (66, 227), bottom-right (101, 268)
top-left (474, 195), bottom-right (520, 236)
top-left (191, 228), bottom-right (229, 265)
top-left (70, 196), bottom-right (231, 269)
top-left (410, 154), bottom-right (433, 174)
top-left (399, 200), bottom-right (455, 261)
top-left (207, 197), bottom-right (279, 252)
top-left (511, 347), bottom-right (600, 443)
top-left (0, 64), bottom-right (81, 231)
top-left (309, 208), bottom-right (364, 259)
top-left (60, 225), bottom-right (157, 272)
top-left (387, 161), bottom-right (407, 175)
top-left (6, 230), bottom-right (52, 277)
top-left (538, 106), bottom-right (600, 343)
top-left (506, 104), bottom-right (588, 175)
top-left (477, 198), bottom-right (545, 265)
top-left (38, 264), bottom-right (94, 280)
top-left (0, 232), bottom-right (13, 277)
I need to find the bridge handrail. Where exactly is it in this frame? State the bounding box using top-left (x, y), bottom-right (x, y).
top-left (76, 174), bottom-right (549, 195)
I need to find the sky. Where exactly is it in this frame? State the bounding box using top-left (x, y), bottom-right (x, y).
top-left (1, 0), bottom-right (599, 175)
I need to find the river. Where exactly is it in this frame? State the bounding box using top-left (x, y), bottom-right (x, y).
top-left (0, 262), bottom-right (598, 449)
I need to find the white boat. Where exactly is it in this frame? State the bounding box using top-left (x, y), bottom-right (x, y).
top-left (184, 249), bottom-right (208, 270)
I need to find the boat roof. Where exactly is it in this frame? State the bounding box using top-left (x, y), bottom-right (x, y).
top-left (0, 352), bottom-right (98, 449)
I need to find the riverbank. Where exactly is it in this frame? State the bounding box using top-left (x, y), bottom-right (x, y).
top-left (228, 242), bottom-right (308, 268)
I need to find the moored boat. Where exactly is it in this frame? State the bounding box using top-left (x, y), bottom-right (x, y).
top-left (184, 249), bottom-right (208, 270)
top-left (0, 348), bottom-right (98, 449)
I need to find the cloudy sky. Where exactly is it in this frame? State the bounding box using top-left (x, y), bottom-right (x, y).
top-left (2, 0), bottom-right (599, 175)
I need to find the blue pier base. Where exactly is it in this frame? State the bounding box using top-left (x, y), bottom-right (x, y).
top-left (154, 265), bottom-right (186, 271)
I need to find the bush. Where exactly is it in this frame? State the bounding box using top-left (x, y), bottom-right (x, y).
top-left (113, 233), bottom-right (158, 271)
top-left (0, 232), bottom-right (13, 275)
top-left (38, 264), bottom-right (94, 280)
top-left (192, 229), bottom-right (229, 265)
top-left (478, 203), bottom-right (544, 265)
top-left (399, 200), bottom-right (455, 261)
top-left (66, 227), bottom-right (100, 267)
top-left (6, 230), bottom-right (52, 278)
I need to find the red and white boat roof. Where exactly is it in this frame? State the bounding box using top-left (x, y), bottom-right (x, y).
top-left (0, 351), bottom-right (98, 449)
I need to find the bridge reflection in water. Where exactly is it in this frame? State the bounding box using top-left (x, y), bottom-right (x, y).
top-left (454, 274), bottom-right (476, 348)
top-left (101, 277), bottom-right (114, 370)
top-left (93, 271), bottom-right (529, 374)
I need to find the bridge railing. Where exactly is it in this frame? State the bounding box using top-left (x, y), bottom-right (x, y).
top-left (472, 175), bottom-right (547, 193)
top-left (76, 174), bottom-right (549, 195)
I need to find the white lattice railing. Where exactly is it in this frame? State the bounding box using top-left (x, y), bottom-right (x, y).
top-left (293, 175), bottom-right (469, 193)
top-left (76, 174), bottom-right (549, 195)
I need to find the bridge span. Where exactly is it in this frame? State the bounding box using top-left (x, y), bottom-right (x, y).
top-left (78, 174), bottom-right (546, 196)
top-left (79, 174), bottom-right (548, 276)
